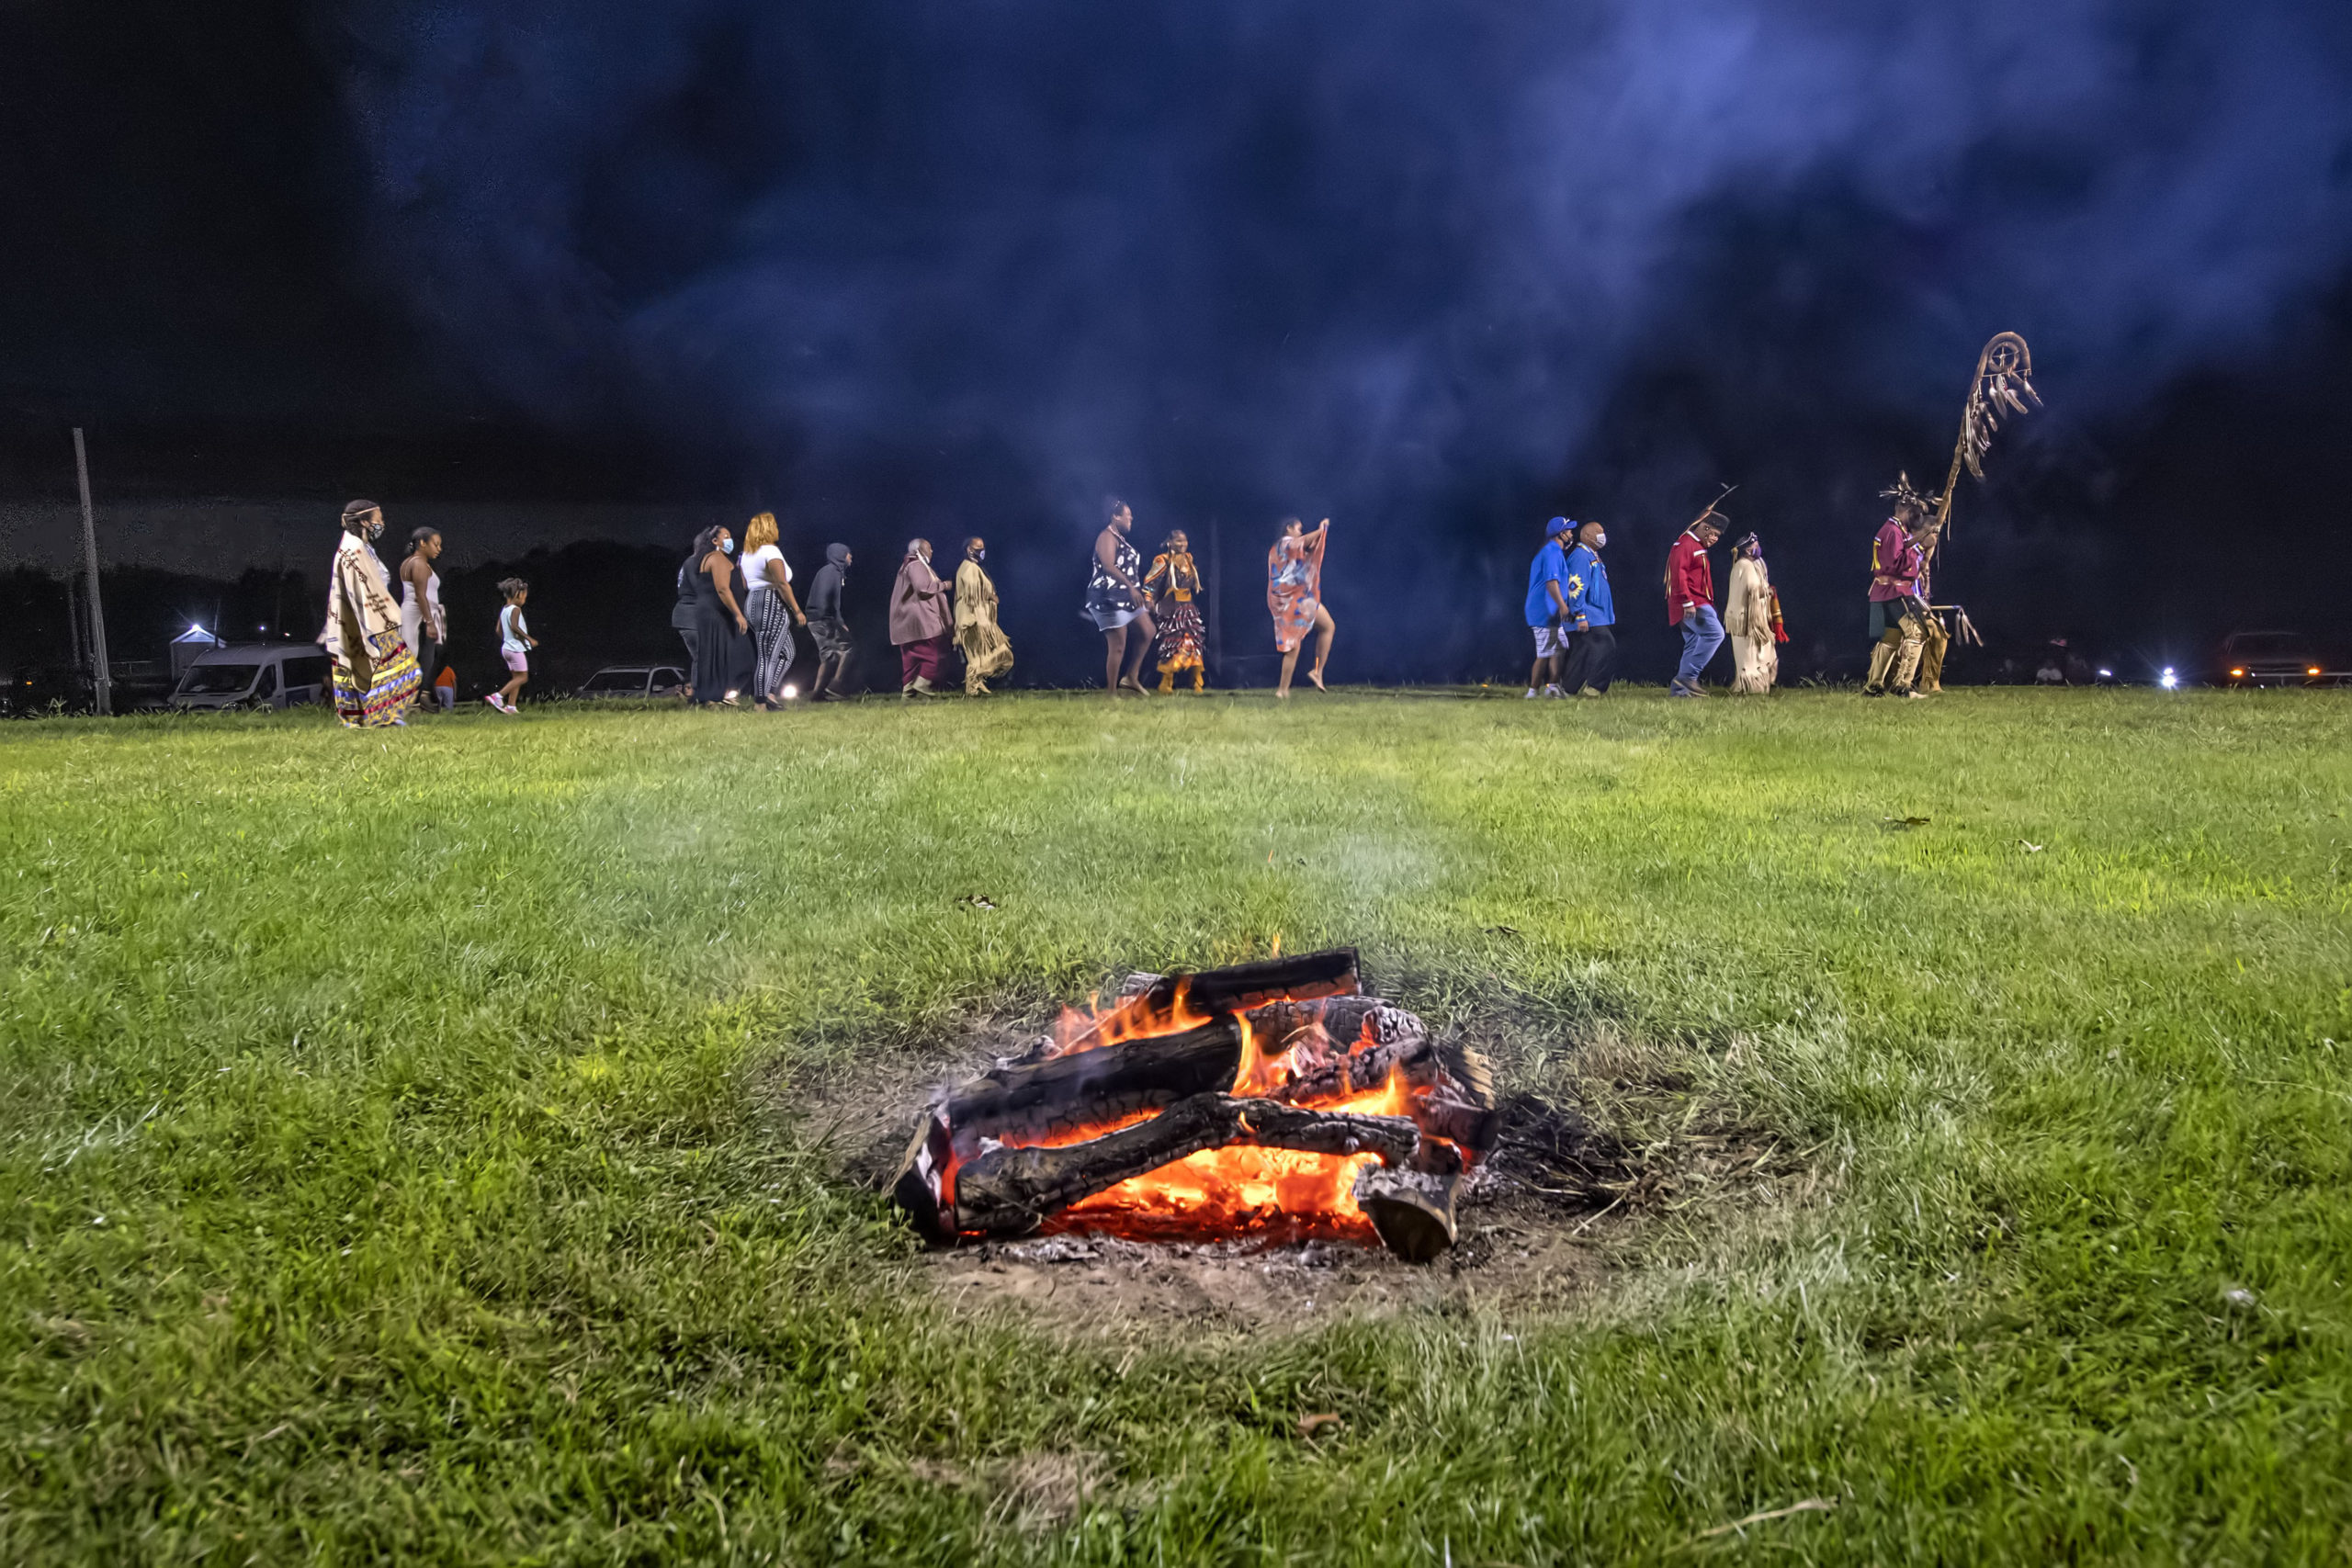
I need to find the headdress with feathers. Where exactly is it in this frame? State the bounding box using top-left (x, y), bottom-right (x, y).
top-left (1879, 472), bottom-right (1938, 521)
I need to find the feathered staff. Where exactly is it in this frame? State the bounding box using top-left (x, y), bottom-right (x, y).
top-left (1933, 331), bottom-right (2039, 535)
top-left (1902, 332), bottom-right (2040, 651)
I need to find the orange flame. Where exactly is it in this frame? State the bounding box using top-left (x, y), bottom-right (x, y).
top-left (1047, 976), bottom-right (1218, 1058)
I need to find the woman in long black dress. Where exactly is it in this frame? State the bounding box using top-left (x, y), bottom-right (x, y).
top-left (672, 540), bottom-right (703, 697)
top-left (690, 525), bottom-right (749, 706)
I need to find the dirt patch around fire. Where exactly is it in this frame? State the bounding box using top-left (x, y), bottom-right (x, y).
top-left (780, 1013), bottom-right (1813, 1337)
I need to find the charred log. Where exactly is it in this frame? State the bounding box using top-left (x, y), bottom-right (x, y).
top-left (943, 1018), bottom-right (1242, 1151)
top-left (1352, 1167), bottom-right (1461, 1262)
top-left (1410, 1094), bottom-right (1502, 1156)
top-left (950, 1093), bottom-right (1421, 1237)
top-left (1245, 995), bottom-right (1412, 1053)
top-left (1254, 1004), bottom-right (1436, 1105)
top-left (1111, 948), bottom-right (1360, 1021)
top-left (893, 1111), bottom-right (956, 1245)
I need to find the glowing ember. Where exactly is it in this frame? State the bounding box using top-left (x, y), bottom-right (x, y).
top-left (1051, 1054), bottom-right (1416, 1244)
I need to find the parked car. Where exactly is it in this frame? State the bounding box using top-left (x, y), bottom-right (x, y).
top-left (2213, 631), bottom-right (2346, 688)
top-left (169, 644), bottom-right (334, 710)
top-left (2, 664), bottom-right (93, 715)
top-left (575, 664), bottom-right (687, 700)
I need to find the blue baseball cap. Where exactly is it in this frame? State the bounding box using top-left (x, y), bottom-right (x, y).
top-left (1546, 515), bottom-right (1576, 536)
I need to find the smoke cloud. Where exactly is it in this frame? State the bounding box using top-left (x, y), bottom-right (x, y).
top-left (332, 0), bottom-right (2352, 675)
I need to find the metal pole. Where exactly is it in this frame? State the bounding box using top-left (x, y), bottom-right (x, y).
top-left (73, 429), bottom-right (112, 716)
top-left (1207, 517), bottom-right (1222, 677)
top-left (64, 567), bottom-right (82, 677)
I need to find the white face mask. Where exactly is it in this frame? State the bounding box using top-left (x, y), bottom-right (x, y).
top-left (1589, 531), bottom-right (1606, 548)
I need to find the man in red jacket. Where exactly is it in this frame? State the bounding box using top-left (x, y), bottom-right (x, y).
top-left (1666, 510), bottom-right (1725, 696)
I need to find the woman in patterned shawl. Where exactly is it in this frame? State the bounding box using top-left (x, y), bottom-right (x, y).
top-left (322, 499), bottom-right (420, 728)
top-left (1265, 515), bottom-right (1334, 698)
top-left (1143, 529), bottom-right (1205, 692)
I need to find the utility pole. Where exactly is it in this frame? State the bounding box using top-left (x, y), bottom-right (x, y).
top-left (74, 429), bottom-right (112, 715)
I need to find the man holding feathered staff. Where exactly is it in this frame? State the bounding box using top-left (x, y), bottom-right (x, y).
top-left (1862, 476), bottom-right (1935, 698)
top-left (1863, 333), bottom-right (2039, 695)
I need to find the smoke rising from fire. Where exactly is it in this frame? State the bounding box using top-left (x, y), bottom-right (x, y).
top-left (334, 0), bottom-right (2352, 672)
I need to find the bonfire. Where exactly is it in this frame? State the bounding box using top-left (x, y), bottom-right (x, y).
top-left (894, 950), bottom-right (1496, 1260)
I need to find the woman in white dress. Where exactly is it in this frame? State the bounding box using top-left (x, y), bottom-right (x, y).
top-left (399, 527), bottom-right (447, 710)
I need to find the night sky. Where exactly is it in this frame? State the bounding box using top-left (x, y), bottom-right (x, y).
top-left (5, 0), bottom-right (2351, 684)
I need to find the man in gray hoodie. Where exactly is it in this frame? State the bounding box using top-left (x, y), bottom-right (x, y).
top-left (805, 543), bottom-right (854, 701)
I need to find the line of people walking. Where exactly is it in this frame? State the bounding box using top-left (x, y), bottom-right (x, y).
top-left (674, 522), bottom-right (1013, 705)
top-left (1527, 498), bottom-right (1789, 699)
top-left (1085, 498), bottom-right (1337, 698)
top-left (327, 493), bottom-right (1351, 719)
top-left (671, 501), bottom-right (1336, 705)
top-left (322, 499), bottom-right (526, 727)
top-left (322, 482), bottom-right (1954, 729)
top-left (1522, 477), bottom-right (1973, 699)
top-left (676, 514), bottom-right (836, 707)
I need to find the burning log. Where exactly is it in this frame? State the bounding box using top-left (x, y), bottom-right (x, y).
top-left (950, 1094), bottom-right (1424, 1237)
top-left (1110, 947), bottom-right (1360, 1016)
top-left (1247, 998), bottom-right (1433, 1102)
top-left (945, 1019), bottom-right (1242, 1150)
top-left (894, 953), bottom-right (1493, 1259)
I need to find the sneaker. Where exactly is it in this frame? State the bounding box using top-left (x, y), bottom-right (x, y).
top-left (1542, 684), bottom-right (1566, 699)
top-left (1898, 689), bottom-right (1927, 700)
top-left (1522, 688), bottom-right (1540, 699)
top-left (482, 694), bottom-right (503, 711)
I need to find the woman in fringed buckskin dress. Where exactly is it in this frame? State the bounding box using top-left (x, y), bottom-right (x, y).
top-left (953, 536), bottom-right (1013, 695)
top-left (1723, 532), bottom-right (1780, 695)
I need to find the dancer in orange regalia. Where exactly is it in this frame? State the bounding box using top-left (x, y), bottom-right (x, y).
top-left (1144, 530), bottom-right (1206, 692)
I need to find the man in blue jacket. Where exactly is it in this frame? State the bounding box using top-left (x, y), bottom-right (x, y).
top-left (1522, 515), bottom-right (1577, 698)
top-left (1558, 518), bottom-right (1617, 697)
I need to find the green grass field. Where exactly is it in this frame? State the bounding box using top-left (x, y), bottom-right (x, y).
top-left (3, 688), bottom-right (2348, 1564)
